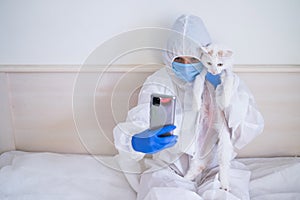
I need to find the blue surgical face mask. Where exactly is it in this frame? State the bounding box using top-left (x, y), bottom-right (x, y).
top-left (172, 61), bottom-right (204, 82)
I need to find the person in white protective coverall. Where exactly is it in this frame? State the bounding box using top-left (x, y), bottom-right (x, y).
top-left (113, 14), bottom-right (264, 200)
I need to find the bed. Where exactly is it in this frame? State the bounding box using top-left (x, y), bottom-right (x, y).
top-left (0, 65), bottom-right (300, 199)
top-left (0, 151), bottom-right (299, 199)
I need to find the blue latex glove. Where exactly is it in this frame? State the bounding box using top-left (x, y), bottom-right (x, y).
top-left (131, 125), bottom-right (177, 154)
top-left (205, 72), bottom-right (221, 89)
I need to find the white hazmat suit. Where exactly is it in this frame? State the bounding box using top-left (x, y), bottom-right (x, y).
top-left (113, 14), bottom-right (264, 200)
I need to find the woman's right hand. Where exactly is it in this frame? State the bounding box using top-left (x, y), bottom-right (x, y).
top-left (131, 125), bottom-right (177, 154)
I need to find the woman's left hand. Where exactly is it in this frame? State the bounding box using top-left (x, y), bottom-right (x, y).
top-left (205, 72), bottom-right (221, 88)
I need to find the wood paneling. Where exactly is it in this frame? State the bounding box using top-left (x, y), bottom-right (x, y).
top-left (0, 65), bottom-right (299, 157)
top-left (0, 73), bottom-right (15, 152)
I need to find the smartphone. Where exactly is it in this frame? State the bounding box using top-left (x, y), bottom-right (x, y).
top-left (150, 93), bottom-right (176, 135)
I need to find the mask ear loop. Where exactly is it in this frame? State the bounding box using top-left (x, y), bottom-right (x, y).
top-left (171, 56), bottom-right (177, 63)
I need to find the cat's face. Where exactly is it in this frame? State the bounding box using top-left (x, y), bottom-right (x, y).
top-left (200, 45), bottom-right (233, 75)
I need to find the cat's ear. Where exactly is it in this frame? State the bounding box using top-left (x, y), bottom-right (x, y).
top-left (199, 46), bottom-right (208, 54)
top-left (208, 50), bottom-right (214, 56)
top-left (217, 50), bottom-right (233, 58)
top-left (199, 46), bottom-right (208, 59)
top-left (223, 50), bottom-right (233, 58)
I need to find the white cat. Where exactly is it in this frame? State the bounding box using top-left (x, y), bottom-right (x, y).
top-left (184, 44), bottom-right (235, 191)
top-left (201, 44), bottom-right (234, 109)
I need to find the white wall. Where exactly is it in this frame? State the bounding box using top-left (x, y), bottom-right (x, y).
top-left (0, 0), bottom-right (300, 65)
top-left (0, 0), bottom-right (300, 155)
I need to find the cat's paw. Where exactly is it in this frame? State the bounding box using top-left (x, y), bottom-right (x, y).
top-left (219, 185), bottom-right (230, 192)
top-left (217, 73), bottom-right (234, 110)
top-left (219, 176), bottom-right (230, 192)
top-left (222, 77), bottom-right (234, 107)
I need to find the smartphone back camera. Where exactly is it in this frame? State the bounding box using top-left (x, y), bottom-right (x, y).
top-left (153, 97), bottom-right (160, 106)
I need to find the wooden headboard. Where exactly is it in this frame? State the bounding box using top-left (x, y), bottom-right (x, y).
top-left (0, 65), bottom-right (299, 157)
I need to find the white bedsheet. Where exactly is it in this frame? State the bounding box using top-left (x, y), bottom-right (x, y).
top-left (240, 157), bottom-right (300, 200)
top-left (0, 151), bottom-right (136, 200)
top-left (0, 151), bottom-right (299, 200)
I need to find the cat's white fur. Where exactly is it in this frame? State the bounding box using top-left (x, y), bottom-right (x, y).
top-left (184, 44), bottom-right (235, 191)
